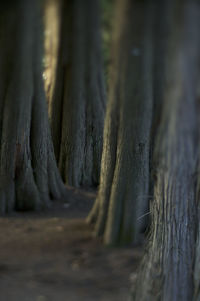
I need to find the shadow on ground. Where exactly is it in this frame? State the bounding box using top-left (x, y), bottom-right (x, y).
top-left (0, 187), bottom-right (142, 301)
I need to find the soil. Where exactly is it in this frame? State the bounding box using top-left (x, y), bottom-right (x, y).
top-left (0, 187), bottom-right (143, 301)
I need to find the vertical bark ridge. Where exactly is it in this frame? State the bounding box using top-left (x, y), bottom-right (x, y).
top-left (133, 1), bottom-right (200, 299)
top-left (88, 0), bottom-right (154, 245)
top-left (0, 0), bottom-right (67, 214)
top-left (87, 0), bottom-right (126, 232)
top-left (50, 0), bottom-right (106, 187)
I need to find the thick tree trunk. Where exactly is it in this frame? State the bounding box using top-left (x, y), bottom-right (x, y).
top-left (87, 0), bottom-right (154, 245)
top-left (50, 0), bottom-right (106, 187)
top-left (133, 1), bottom-right (200, 300)
top-left (0, 0), bottom-right (67, 213)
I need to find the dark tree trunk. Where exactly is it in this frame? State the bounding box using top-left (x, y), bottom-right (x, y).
top-left (151, 0), bottom-right (171, 145)
top-left (133, 1), bottom-right (200, 300)
top-left (87, 0), bottom-right (154, 245)
top-left (50, 0), bottom-right (106, 187)
top-left (0, 0), bottom-right (67, 213)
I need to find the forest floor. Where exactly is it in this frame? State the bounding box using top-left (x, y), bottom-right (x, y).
top-left (0, 187), bottom-right (143, 301)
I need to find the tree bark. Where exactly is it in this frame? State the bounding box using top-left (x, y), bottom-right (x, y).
top-left (50, 0), bottom-right (106, 187)
top-left (0, 0), bottom-right (67, 213)
top-left (133, 1), bottom-right (200, 300)
top-left (87, 0), bottom-right (154, 245)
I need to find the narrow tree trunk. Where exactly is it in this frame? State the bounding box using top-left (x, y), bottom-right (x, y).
top-left (87, 0), bottom-right (154, 245)
top-left (133, 1), bottom-right (200, 300)
top-left (50, 0), bottom-right (106, 187)
top-left (0, 0), bottom-right (67, 213)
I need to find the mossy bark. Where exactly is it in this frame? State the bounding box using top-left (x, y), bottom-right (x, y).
top-left (50, 0), bottom-right (106, 188)
top-left (133, 1), bottom-right (200, 300)
top-left (0, 0), bottom-right (67, 213)
top-left (87, 0), bottom-right (154, 245)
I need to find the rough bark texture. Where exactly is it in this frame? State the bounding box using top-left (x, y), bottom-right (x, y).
top-left (194, 220), bottom-right (200, 301)
top-left (87, 0), bottom-right (154, 245)
top-left (50, 0), bottom-right (106, 187)
top-left (149, 1), bottom-right (171, 200)
top-left (0, 0), bottom-right (67, 213)
top-left (133, 1), bottom-right (200, 300)
top-left (194, 59), bottom-right (200, 301)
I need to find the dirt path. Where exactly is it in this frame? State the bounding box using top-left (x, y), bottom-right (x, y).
top-left (0, 188), bottom-right (142, 301)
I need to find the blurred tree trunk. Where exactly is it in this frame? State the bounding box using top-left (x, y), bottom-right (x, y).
top-left (133, 1), bottom-right (200, 300)
top-left (50, 0), bottom-right (106, 188)
top-left (87, 0), bottom-right (154, 245)
top-left (151, 0), bottom-right (170, 146)
top-left (0, 0), bottom-right (67, 213)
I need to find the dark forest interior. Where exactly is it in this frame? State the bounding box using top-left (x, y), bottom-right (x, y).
top-left (0, 0), bottom-right (200, 300)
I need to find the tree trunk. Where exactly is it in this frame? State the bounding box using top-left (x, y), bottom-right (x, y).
top-left (133, 1), bottom-right (200, 300)
top-left (151, 0), bottom-right (171, 151)
top-left (0, 0), bottom-right (67, 213)
top-left (49, 0), bottom-right (106, 187)
top-left (87, 0), bottom-right (154, 245)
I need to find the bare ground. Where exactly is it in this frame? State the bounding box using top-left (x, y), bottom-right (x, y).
top-left (0, 187), bottom-right (142, 301)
